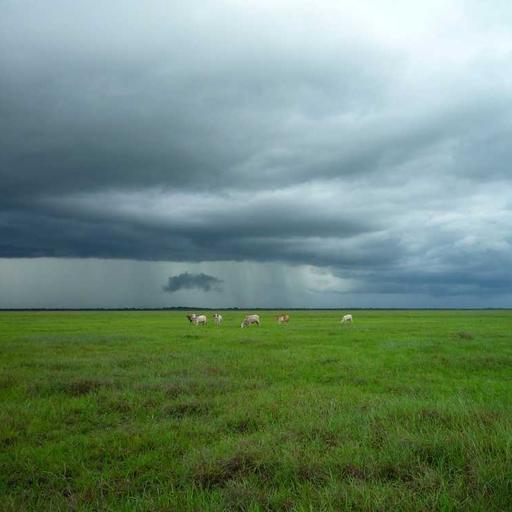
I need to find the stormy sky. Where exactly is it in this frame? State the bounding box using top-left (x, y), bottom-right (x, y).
top-left (1, 0), bottom-right (512, 308)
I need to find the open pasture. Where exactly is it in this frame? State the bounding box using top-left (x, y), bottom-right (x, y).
top-left (0, 310), bottom-right (511, 511)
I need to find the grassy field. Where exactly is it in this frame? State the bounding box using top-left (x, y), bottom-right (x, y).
top-left (0, 310), bottom-right (511, 511)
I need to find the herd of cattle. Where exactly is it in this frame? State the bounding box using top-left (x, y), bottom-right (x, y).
top-left (186, 313), bottom-right (353, 327)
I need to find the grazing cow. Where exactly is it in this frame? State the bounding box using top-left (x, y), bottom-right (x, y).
top-left (213, 313), bottom-right (223, 326)
top-left (186, 313), bottom-right (197, 324)
top-left (241, 314), bottom-right (260, 328)
top-left (192, 314), bottom-right (207, 326)
top-left (341, 314), bottom-right (353, 324)
top-left (277, 313), bottom-right (290, 324)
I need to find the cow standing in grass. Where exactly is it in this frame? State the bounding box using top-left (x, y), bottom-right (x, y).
top-left (213, 313), bottom-right (223, 326)
top-left (341, 314), bottom-right (353, 324)
top-left (241, 314), bottom-right (260, 328)
top-left (277, 313), bottom-right (290, 324)
top-left (187, 313), bottom-right (207, 325)
top-left (193, 315), bottom-right (208, 325)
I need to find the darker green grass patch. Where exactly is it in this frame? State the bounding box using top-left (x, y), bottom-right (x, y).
top-left (26, 377), bottom-right (116, 397)
top-left (226, 416), bottom-right (262, 435)
top-left (373, 462), bottom-right (416, 483)
top-left (318, 357), bottom-right (340, 365)
top-left (97, 393), bottom-right (138, 415)
top-left (470, 409), bottom-right (504, 428)
top-left (295, 459), bottom-right (331, 485)
top-left (162, 381), bottom-right (192, 399)
top-left (0, 430), bottom-right (20, 448)
top-left (458, 354), bottom-right (512, 372)
top-left (16, 360), bottom-right (82, 371)
top-left (0, 373), bottom-right (17, 389)
top-left (239, 338), bottom-right (259, 344)
top-left (417, 408), bottom-right (457, 428)
top-left (4, 462), bottom-right (78, 494)
top-left (203, 366), bottom-right (223, 376)
top-left (116, 355), bottom-right (166, 369)
top-left (456, 331), bottom-right (474, 340)
top-left (164, 399), bottom-right (210, 418)
top-left (221, 480), bottom-right (269, 512)
top-left (368, 418), bottom-right (388, 449)
top-left (340, 464), bottom-right (367, 480)
top-left (64, 378), bottom-right (114, 397)
top-left (190, 441), bottom-right (277, 489)
top-left (412, 439), bottom-right (464, 469)
top-left (302, 427), bottom-right (342, 447)
top-left (221, 480), bottom-right (296, 512)
top-left (182, 333), bottom-right (201, 340)
top-left (139, 374), bottom-right (239, 399)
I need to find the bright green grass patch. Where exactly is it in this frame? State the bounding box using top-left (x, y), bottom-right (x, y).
top-left (0, 310), bottom-right (511, 511)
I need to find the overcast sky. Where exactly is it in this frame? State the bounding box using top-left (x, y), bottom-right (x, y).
top-left (1, 0), bottom-right (512, 308)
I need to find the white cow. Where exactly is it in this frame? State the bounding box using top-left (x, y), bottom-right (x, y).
top-left (341, 314), bottom-right (353, 324)
top-left (241, 314), bottom-right (260, 328)
top-left (193, 314), bottom-right (208, 326)
top-left (277, 313), bottom-right (290, 324)
top-left (213, 313), bottom-right (223, 326)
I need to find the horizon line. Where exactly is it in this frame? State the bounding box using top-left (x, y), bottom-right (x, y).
top-left (1, 307), bottom-right (511, 312)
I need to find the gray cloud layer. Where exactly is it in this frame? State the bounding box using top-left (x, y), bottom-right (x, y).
top-left (1, 0), bottom-right (512, 304)
top-left (163, 272), bottom-right (223, 293)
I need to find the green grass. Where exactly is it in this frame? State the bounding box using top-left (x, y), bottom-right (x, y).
top-left (0, 310), bottom-right (511, 511)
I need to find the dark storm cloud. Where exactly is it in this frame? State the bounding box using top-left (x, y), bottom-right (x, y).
top-left (163, 272), bottom-right (223, 293)
top-left (2, 0), bottom-right (512, 302)
top-left (0, 1), bottom-right (396, 200)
